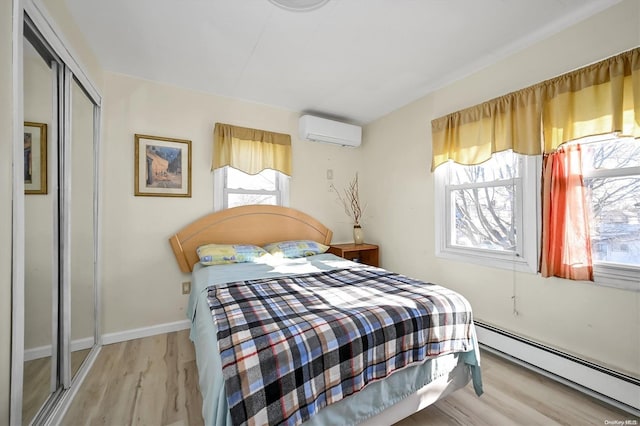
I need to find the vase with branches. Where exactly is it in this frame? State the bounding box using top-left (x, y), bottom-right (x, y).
top-left (330, 172), bottom-right (366, 244)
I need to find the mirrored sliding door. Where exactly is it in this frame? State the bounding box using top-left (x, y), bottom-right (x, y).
top-left (21, 31), bottom-right (59, 426)
top-left (14, 11), bottom-right (101, 425)
top-left (69, 78), bottom-right (96, 380)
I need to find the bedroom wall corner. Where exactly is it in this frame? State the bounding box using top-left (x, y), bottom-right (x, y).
top-left (0, 0), bottom-right (15, 422)
top-left (359, 98), bottom-right (435, 274)
top-left (100, 72), bottom-right (364, 336)
top-left (39, 0), bottom-right (104, 91)
top-left (361, 0), bottom-right (640, 379)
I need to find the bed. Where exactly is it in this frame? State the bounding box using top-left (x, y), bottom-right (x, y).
top-left (169, 205), bottom-right (482, 426)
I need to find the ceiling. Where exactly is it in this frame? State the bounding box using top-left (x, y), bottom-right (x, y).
top-left (63, 0), bottom-right (620, 124)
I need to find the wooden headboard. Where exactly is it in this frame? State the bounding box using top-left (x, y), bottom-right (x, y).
top-left (168, 205), bottom-right (334, 272)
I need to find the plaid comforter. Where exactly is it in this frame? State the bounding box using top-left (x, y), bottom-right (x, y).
top-left (207, 267), bottom-right (475, 426)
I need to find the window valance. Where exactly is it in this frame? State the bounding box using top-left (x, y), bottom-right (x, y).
top-left (542, 48), bottom-right (640, 151)
top-left (430, 86), bottom-right (543, 170)
top-left (431, 47), bottom-right (640, 171)
top-left (213, 123), bottom-right (292, 176)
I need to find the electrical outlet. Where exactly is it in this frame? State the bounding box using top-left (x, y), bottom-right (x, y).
top-left (181, 281), bottom-right (191, 294)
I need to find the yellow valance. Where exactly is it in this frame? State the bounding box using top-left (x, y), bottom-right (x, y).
top-left (431, 47), bottom-right (640, 171)
top-left (542, 48), bottom-right (640, 151)
top-left (213, 123), bottom-right (292, 176)
top-left (430, 86), bottom-right (543, 170)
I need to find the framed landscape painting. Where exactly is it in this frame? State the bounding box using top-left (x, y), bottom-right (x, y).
top-left (24, 122), bottom-right (47, 194)
top-left (134, 134), bottom-right (192, 197)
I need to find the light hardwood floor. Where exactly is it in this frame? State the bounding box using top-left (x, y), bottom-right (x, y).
top-left (23, 348), bottom-right (91, 423)
top-left (62, 330), bottom-right (636, 425)
top-left (63, 331), bottom-right (201, 426)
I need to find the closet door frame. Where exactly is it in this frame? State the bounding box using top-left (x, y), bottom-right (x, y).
top-left (49, 59), bottom-right (61, 396)
top-left (10, 1), bottom-right (25, 423)
top-left (59, 65), bottom-right (72, 390)
top-left (10, 0), bottom-right (102, 424)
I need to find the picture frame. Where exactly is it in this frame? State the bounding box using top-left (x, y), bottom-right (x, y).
top-left (24, 122), bottom-right (48, 194)
top-left (134, 134), bottom-right (192, 197)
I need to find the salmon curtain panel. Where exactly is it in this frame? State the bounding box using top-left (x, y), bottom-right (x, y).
top-left (213, 123), bottom-right (292, 176)
top-left (540, 144), bottom-right (593, 281)
top-left (431, 47), bottom-right (640, 171)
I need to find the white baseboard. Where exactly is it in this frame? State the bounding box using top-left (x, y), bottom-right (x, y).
top-left (475, 321), bottom-right (640, 416)
top-left (24, 337), bottom-right (95, 362)
top-left (23, 344), bottom-right (50, 361)
top-left (26, 320), bottom-right (191, 360)
top-left (101, 319), bottom-right (191, 345)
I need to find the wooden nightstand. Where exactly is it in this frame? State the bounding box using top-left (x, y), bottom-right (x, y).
top-left (327, 243), bottom-right (379, 267)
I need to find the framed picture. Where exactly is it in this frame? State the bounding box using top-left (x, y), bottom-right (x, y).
top-left (134, 134), bottom-right (192, 197)
top-left (24, 122), bottom-right (48, 194)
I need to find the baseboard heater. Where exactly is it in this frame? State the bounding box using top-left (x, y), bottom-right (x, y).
top-left (474, 321), bottom-right (640, 416)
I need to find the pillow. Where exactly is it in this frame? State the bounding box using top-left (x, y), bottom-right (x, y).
top-left (262, 240), bottom-right (329, 258)
top-left (196, 244), bottom-right (268, 266)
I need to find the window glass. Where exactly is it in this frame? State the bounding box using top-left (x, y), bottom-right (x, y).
top-left (448, 150), bottom-right (520, 253)
top-left (449, 150), bottom-right (521, 185)
top-left (586, 176), bottom-right (640, 265)
top-left (214, 166), bottom-right (289, 211)
top-left (227, 167), bottom-right (277, 191)
top-left (451, 184), bottom-right (516, 252)
top-left (582, 137), bottom-right (640, 269)
top-left (435, 150), bottom-right (538, 273)
top-left (581, 136), bottom-right (640, 171)
top-left (228, 193), bottom-right (278, 208)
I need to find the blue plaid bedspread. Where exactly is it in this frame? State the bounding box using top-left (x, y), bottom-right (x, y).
top-left (207, 267), bottom-right (477, 426)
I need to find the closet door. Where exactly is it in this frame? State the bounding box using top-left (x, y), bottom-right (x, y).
top-left (14, 11), bottom-right (101, 425)
top-left (21, 31), bottom-right (61, 425)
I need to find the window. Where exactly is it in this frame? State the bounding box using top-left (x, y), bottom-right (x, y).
top-left (435, 137), bottom-right (639, 289)
top-left (214, 166), bottom-right (289, 211)
top-left (435, 150), bottom-right (540, 273)
top-left (581, 136), bottom-right (640, 289)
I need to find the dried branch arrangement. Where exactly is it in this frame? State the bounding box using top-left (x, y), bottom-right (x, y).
top-left (330, 172), bottom-right (366, 226)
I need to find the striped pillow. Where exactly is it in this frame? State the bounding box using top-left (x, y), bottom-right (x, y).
top-left (262, 240), bottom-right (329, 258)
top-left (197, 244), bottom-right (268, 266)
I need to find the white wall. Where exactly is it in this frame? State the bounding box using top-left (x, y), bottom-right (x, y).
top-left (1, 1), bottom-right (15, 422)
top-left (41, 0), bottom-right (103, 92)
top-left (100, 72), bottom-right (362, 334)
top-left (362, 0), bottom-right (640, 377)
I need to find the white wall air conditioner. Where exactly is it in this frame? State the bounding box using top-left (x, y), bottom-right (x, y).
top-left (299, 115), bottom-right (362, 147)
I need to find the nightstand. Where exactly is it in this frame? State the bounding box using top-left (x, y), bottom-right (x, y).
top-left (327, 243), bottom-right (379, 267)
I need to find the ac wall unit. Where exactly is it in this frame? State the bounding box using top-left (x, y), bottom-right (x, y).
top-left (299, 115), bottom-right (362, 147)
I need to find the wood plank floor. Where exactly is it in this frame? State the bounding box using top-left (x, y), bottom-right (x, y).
top-left (62, 330), bottom-right (637, 425)
top-left (63, 331), bottom-right (201, 426)
top-left (23, 348), bottom-right (92, 423)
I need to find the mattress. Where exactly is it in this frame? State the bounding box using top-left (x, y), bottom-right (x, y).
top-left (187, 254), bottom-right (482, 425)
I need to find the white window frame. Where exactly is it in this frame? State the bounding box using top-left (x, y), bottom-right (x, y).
top-left (434, 154), bottom-right (540, 274)
top-left (213, 166), bottom-right (290, 211)
top-left (582, 154), bottom-right (640, 291)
